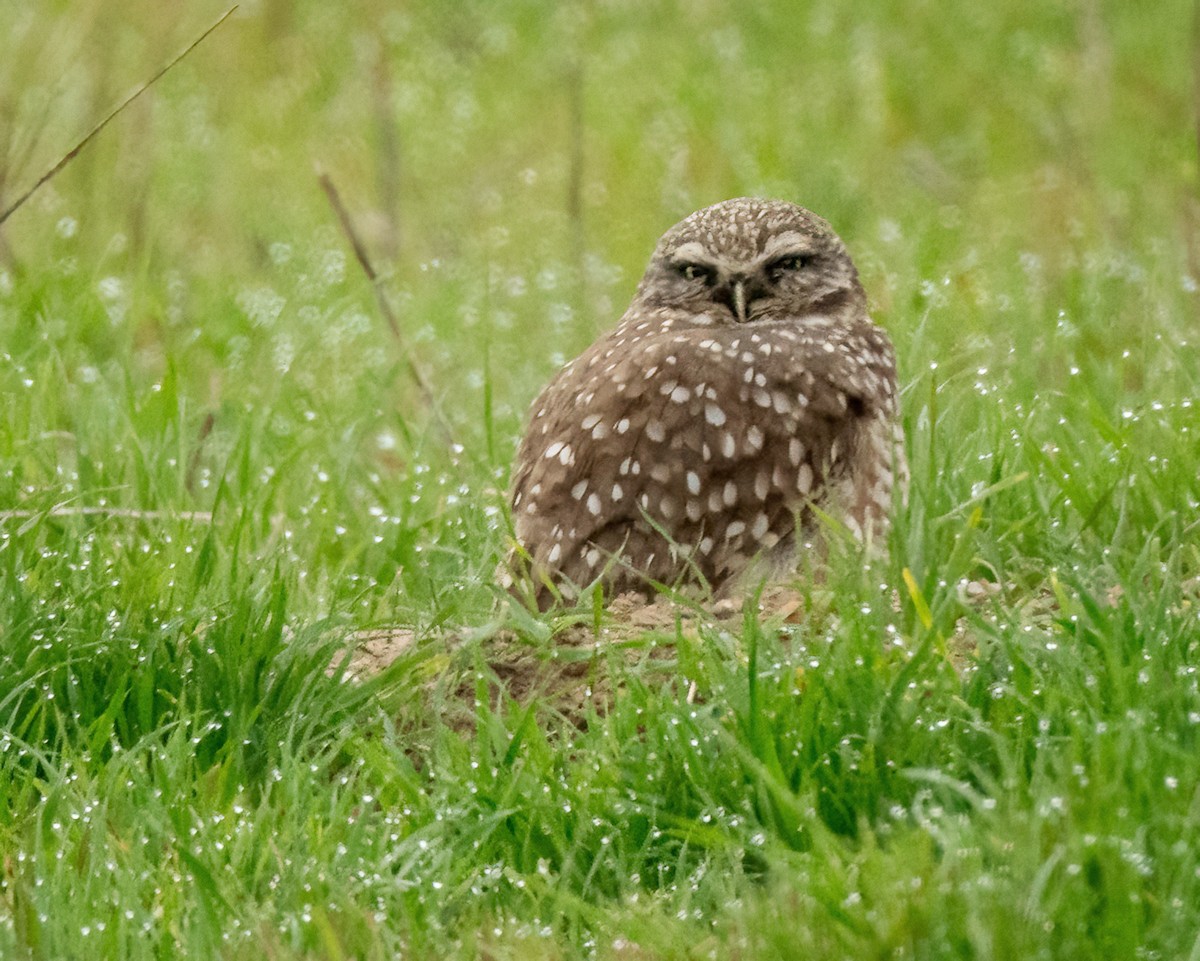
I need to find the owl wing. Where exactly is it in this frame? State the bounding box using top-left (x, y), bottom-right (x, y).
top-left (783, 316), bottom-right (904, 539)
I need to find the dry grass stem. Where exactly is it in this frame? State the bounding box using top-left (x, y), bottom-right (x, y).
top-left (0, 5), bottom-right (239, 227)
top-left (317, 169), bottom-right (456, 446)
top-left (0, 507), bottom-right (214, 522)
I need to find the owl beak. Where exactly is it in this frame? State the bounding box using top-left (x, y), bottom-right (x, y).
top-left (713, 274), bottom-right (767, 323)
top-left (722, 275), bottom-right (769, 323)
top-left (731, 279), bottom-right (748, 324)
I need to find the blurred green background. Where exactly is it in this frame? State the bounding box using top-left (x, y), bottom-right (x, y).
top-left (2, 3), bottom-right (1200, 958)
top-left (9, 1), bottom-right (1200, 592)
top-left (0, 0), bottom-right (1196, 629)
top-left (3, 0), bottom-right (1196, 623)
top-left (4, 0), bottom-right (1194, 385)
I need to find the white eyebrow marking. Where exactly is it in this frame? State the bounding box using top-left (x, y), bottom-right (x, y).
top-left (762, 231), bottom-right (815, 258)
top-left (669, 241), bottom-right (742, 275)
top-left (670, 241), bottom-right (715, 263)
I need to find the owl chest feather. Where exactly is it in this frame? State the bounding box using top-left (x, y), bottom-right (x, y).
top-left (510, 316), bottom-right (896, 597)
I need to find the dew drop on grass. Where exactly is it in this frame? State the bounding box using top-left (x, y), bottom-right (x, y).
top-left (319, 249), bottom-right (346, 286)
top-left (237, 286), bottom-right (285, 327)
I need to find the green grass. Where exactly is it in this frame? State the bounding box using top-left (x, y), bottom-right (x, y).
top-left (2, 0), bottom-right (1199, 957)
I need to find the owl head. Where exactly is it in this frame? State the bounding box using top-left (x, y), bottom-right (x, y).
top-left (633, 198), bottom-right (866, 328)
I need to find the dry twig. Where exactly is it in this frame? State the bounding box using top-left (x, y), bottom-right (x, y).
top-left (317, 170), bottom-right (456, 446)
top-left (0, 5), bottom-right (239, 227)
top-left (0, 507), bottom-right (213, 522)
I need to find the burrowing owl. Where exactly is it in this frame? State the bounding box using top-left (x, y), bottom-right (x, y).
top-left (507, 198), bottom-right (905, 609)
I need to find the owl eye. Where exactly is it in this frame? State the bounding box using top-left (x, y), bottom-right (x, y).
top-left (676, 262), bottom-right (715, 284)
top-left (769, 253), bottom-right (814, 273)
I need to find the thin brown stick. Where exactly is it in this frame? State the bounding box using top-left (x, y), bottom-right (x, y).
top-left (185, 411), bottom-right (217, 494)
top-left (317, 170), bottom-right (456, 445)
top-left (0, 5), bottom-right (238, 227)
top-left (0, 507), bottom-right (213, 522)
